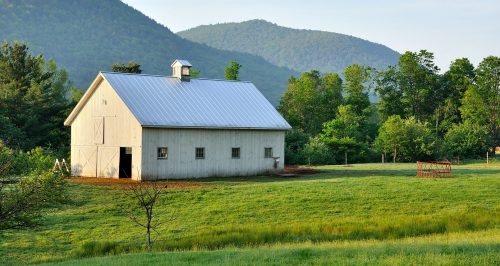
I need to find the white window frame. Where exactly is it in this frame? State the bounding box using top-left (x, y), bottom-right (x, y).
top-left (157, 147), bottom-right (168, 159)
top-left (195, 147), bottom-right (205, 159)
top-left (232, 147), bottom-right (240, 159)
top-left (264, 147), bottom-right (273, 158)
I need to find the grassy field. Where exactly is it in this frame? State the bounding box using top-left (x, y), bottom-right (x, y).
top-left (1, 162), bottom-right (499, 265)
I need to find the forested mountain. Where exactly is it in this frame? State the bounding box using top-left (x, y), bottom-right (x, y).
top-left (0, 0), bottom-right (296, 105)
top-left (178, 20), bottom-right (400, 74)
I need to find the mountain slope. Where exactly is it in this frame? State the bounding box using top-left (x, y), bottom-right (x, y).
top-left (0, 1), bottom-right (296, 105)
top-left (178, 20), bottom-right (400, 74)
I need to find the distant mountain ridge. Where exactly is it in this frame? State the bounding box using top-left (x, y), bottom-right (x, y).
top-left (0, 0), bottom-right (296, 105)
top-left (178, 20), bottom-right (400, 74)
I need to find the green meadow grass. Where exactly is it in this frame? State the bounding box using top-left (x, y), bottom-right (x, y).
top-left (1, 162), bottom-right (499, 265)
top-left (44, 230), bottom-right (500, 266)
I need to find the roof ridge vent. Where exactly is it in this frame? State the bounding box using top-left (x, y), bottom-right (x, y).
top-left (171, 59), bottom-right (192, 82)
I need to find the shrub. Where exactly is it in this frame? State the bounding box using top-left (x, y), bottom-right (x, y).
top-left (0, 171), bottom-right (68, 230)
top-left (0, 142), bottom-right (56, 176)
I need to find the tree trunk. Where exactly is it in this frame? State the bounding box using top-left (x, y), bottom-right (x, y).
top-left (147, 208), bottom-right (152, 252)
top-left (393, 148), bottom-right (396, 163)
top-left (344, 151), bottom-right (347, 165)
top-left (147, 224), bottom-right (151, 252)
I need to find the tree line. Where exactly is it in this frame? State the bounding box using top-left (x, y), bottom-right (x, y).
top-left (279, 50), bottom-right (499, 164)
top-left (0, 41), bottom-right (498, 166)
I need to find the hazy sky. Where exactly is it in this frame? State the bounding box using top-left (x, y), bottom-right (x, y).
top-left (121, 0), bottom-right (499, 71)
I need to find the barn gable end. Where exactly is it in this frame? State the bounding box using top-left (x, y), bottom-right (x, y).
top-left (69, 76), bottom-right (142, 179)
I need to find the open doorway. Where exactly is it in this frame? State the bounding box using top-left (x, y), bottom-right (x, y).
top-left (119, 147), bottom-right (132, 178)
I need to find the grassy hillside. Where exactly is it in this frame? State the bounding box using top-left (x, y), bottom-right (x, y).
top-left (178, 20), bottom-right (401, 74)
top-left (2, 163), bottom-right (499, 265)
top-left (0, 0), bottom-right (296, 105)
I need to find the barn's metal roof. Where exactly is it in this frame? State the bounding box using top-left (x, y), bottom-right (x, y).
top-left (100, 72), bottom-right (291, 130)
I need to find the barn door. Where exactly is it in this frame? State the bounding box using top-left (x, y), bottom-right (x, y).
top-left (93, 117), bottom-right (104, 144)
top-left (97, 147), bottom-right (120, 178)
top-left (72, 146), bottom-right (97, 177)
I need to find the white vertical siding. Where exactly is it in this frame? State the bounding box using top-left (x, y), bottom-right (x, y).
top-left (70, 79), bottom-right (143, 179)
top-left (141, 128), bottom-right (285, 179)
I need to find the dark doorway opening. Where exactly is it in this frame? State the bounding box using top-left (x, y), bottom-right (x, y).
top-left (119, 147), bottom-right (132, 178)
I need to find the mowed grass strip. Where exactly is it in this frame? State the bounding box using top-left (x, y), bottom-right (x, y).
top-left (1, 162), bottom-right (499, 264)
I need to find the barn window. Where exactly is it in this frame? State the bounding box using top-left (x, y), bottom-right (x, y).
top-left (157, 147), bottom-right (168, 159)
top-left (232, 147), bottom-right (240, 159)
top-left (195, 147), bottom-right (205, 159)
top-left (264, 147), bottom-right (273, 158)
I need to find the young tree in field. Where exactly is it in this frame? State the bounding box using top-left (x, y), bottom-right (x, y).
top-left (0, 42), bottom-right (73, 150)
top-left (279, 71), bottom-right (343, 135)
top-left (125, 181), bottom-right (168, 252)
top-left (111, 61), bottom-right (142, 74)
top-left (320, 105), bottom-right (363, 165)
top-left (224, 60), bottom-right (242, 80)
top-left (475, 56), bottom-right (500, 147)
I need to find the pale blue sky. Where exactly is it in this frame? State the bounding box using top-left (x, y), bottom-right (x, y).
top-left (121, 0), bottom-right (499, 71)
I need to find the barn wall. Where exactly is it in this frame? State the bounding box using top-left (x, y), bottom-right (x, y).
top-left (141, 128), bottom-right (286, 179)
top-left (70, 79), bottom-right (142, 179)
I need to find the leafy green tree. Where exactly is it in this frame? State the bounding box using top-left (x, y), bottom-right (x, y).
top-left (375, 66), bottom-right (404, 120)
top-left (190, 68), bottom-right (201, 78)
top-left (374, 115), bottom-right (406, 163)
top-left (279, 71), bottom-right (343, 135)
top-left (344, 64), bottom-right (371, 116)
top-left (224, 60), bottom-right (242, 80)
top-left (303, 136), bottom-right (335, 165)
top-left (459, 85), bottom-right (489, 125)
top-left (0, 42), bottom-right (73, 151)
top-left (111, 61), bottom-right (142, 74)
top-left (398, 50), bottom-right (441, 122)
top-left (375, 115), bottom-right (435, 162)
top-left (344, 64), bottom-right (379, 142)
top-left (443, 120), bottom-right (491, 161)
top-left (320, 105), bottom-right (363, 165)
top-left (284, 129), bottom-right (310, 165)
top-left (475, 56), bottom-right (500, 146)
top-left (435, 58), bottom-right (476, 135)
top-left (375, 50), bottom-right (441, 123)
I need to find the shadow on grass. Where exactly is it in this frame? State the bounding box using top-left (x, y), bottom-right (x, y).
top-left (69, 163), bottom-right (500, 188)
top-left (180, 166), bottom-right (499, 184)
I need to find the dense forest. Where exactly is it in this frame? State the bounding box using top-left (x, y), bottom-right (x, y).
top-left (178, 20), bottom-right (400, 74)
top-left (280, 51), bottom-right (499, 164)
top-left (0, 0), bottom-right (295, 105)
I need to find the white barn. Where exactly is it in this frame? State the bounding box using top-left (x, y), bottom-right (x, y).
top-left (64, 60), bottom-right (291, 180)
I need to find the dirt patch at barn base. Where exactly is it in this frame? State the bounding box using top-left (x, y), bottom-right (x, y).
top-left (69, 177), bottom-right (205, 189)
